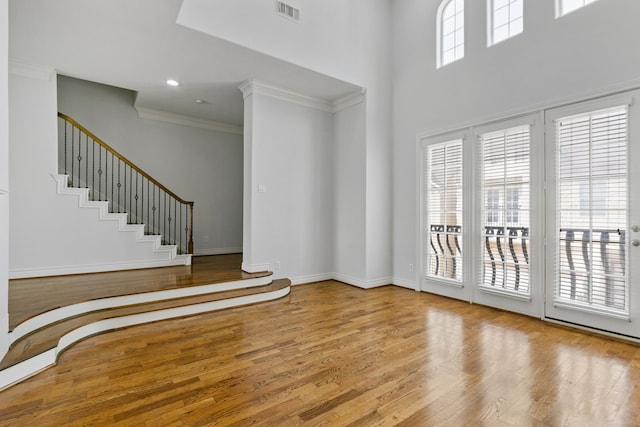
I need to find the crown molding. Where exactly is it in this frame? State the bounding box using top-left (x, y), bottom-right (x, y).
top-left (239, 80), bottom-right (364, 113)
top-left (8, 59), bottom-right (55, 81)
top-left (333, 89), bottom-right (366, 112)
top-left (134, 106), bottom-right (243, 135)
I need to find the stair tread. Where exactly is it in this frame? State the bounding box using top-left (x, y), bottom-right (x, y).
top-left (1, 279), bottom-right (290, 370)
top-left (10, 256), bottom-right (271, 329)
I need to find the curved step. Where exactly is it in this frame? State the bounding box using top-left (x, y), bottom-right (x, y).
top-left (0, 279), bottom-right (291, 391)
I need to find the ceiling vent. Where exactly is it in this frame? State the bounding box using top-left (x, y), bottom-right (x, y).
top-left (277, 1), bottom-right (300, 21)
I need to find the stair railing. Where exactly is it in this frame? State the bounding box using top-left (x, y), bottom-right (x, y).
top-left (58, 113), bottom-right (194, 255)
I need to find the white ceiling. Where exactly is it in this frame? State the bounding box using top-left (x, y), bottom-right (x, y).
top-left (9, 0), bottom-right (360, 127)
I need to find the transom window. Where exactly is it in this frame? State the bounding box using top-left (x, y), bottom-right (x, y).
top-left (488, 0), bottom-right (523, 46)
top-left (437, 0), bottom-right (465, 68)
top-left (557, 0), bottom-right (599, 17)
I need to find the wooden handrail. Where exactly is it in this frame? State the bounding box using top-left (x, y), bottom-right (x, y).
top-left (58, 112), bottom-right (194, 254)
top-left (58, 113), bottom-right (193, 205)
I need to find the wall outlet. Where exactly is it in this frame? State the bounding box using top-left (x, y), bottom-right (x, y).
top-left (203, 235), bottom-right (209, 242)
top-left (274, 260), bottom-right (281, 270)
top-left (409, 264), bottom-right (414, 272)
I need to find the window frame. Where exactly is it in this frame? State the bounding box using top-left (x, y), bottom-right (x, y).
top-left (437, 0), bottom-right (465, 68)
top-left (487, 0), bottom-right (524, 47)
top-left (556, 0), bottom-right (600, 18)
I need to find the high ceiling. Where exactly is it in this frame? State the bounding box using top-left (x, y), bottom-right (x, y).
top-left (9, 0), bottom-right (360, 127)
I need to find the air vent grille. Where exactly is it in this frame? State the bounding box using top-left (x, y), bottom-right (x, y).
top-left (277, 1), bottom-right (300, 21)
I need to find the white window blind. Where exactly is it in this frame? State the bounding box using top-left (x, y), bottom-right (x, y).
top-left (480, 126), bottom-right (530, 295)
top-left (489, 0), bottom-right (523, 46)
top-left (439, 0), bottom-right (464, 67)
top-left (555, 106), bottom-right (628, 313)
top-left (425, 140), bottom-right (463, 282)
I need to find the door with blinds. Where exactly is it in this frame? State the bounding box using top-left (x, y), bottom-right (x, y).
top-left (421, 135), bottom-right (471, 301)
top-left (545, 91), bottom-right (640, 338)
top-left (473, 118), bottom-right (542, 317)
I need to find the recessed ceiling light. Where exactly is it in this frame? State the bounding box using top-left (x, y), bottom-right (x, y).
top-left (166, 79), bottom-right (179, 87)
top-left (195, 99), bottom-right (205, 104)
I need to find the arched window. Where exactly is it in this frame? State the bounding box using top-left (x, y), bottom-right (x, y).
top-left (437, 0), bottom-right (464, 68)
top-left (488, 0), bottom-right (523, 46)
top-left (557, 0), bottom-right (599, 17)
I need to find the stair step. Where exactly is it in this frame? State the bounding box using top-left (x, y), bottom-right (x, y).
top-left (1, 279), bottom-right (291, 371)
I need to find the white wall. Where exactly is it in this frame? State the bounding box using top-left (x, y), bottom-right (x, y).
top-left (177, 0), bottom-right (365, 86)
top-left (181, 0), bottom-right (393, 285)
top-left (242, 86), bottom-right (333, 283)
top-left (391, 0), bottom-right (640, 286)
top-left (57, 76), bottom-right (244, 255)
top-left (0, 0), bottom-right (10, 359)
top-left (332, 103), bottom-right (366, 282)
top-left (361, 2), bottom-right (392, 284)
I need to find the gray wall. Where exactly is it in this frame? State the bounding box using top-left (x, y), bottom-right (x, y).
top-left (57, 75), bottom-right (243, 255)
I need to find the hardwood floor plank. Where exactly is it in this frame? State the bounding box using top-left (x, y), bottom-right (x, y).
top-left (2, 280), bottom-right (640, 426)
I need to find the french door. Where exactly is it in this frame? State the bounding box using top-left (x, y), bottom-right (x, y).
top-left (420, 133), bottom-right (472, 301)
top-left (545, 91), bottom-right (640, 338)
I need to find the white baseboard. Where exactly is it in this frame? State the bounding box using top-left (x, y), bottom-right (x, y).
top-left (9, 257), bottom-right (191, 279)
top-left (290, 273), bottom-right (334, 286)
top-left (194, 247), bottom-right (242, 256)
top-left (332, 273), bottom-right (392, 289)
top-left (392, 277), bottom-right (418, 290)
top-left (241, 262), bottom-right (271, 273)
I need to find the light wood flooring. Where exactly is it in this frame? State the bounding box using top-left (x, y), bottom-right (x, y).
top-left (2, 280), bottom-right (640, 426)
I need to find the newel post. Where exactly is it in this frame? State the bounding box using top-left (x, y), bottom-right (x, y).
top-left (188, 202), bottom-right (194, 254)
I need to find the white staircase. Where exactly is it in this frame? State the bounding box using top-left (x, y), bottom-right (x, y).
top-left (9, 174), bottom-right (190, 279)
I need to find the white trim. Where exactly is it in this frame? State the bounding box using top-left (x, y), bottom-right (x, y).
top-left (544, 318), bottom-right (640, 344)
top-left (0, 285), bottom-right (290, 391)
top-left (552, 301), bottom-right (631, 322)
top-left (8, 257), bottom-right (191, 279)
top-left (391, 277), bottom-right (417, 290)
top-left (238, 80), bottom-right (364, 113)
top-left (332, 273), bottom-right (391, 289)
top-left (543, 93), bottom-right (634, 123)
top-left (0, 349), bottom-right (56, 392)
top-left (134, 106), bottom-right (243, 135)
top-left (241, 262), bottom-right (271, 273)
top-left (239, 79), bottom-right (332, 111)
top-left (290, 273), bottom-right (334, 285)
top-left (333, 90), bottom-right (366, 112)
top-left (8, 59), bottom-right (54, 80)
top-left (194, 247), bottom-right (242, 256)
top-left (478, 286), bottom-right (532, 302)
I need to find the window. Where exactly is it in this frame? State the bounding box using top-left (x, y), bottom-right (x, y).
top-left (557, 0), bottom-right (599, 17)
top-left (425, 140), bottom-right (463, 282)
top-left (480, 125), bottom-right (531, 295)
top-left (437, 0), bottom-right (464, 68)
top-left (555, 106), bottom-right (628, 312)
top-left (486, 189), bottom-right (500, 224)
top-left (488, 0), bottom-right (523, 46)
top-left (506, 188), bottom-right (519, 224)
